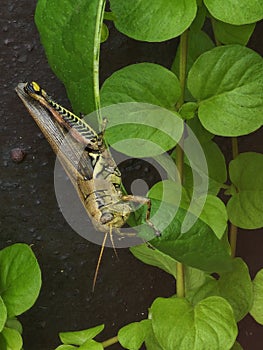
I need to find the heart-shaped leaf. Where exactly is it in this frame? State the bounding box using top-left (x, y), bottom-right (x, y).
top-left (188, 45), bottom-right (263, 136)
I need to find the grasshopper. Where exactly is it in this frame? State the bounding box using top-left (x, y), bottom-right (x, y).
top-left (16, 82), bottom-right (160, 289)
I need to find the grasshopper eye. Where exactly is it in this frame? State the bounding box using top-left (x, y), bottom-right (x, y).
top-left (24, 81), bottom-right (43, 97)
top-left (100, 212), bottom-right (114, 224)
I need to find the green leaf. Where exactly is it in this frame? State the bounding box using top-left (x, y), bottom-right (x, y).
top-left (110, 0), bottom-right (197, 42)
top-left (250, 269), bottom-right (263, 324)
top-left (188, 45), bottom-right (263, 136)
top-left (189, 258), bottom-right (253, 321)
top-left (0, 244), bottom-right (41, 317)
top-left (204, 0), bottom-right (263, 25)
top-left (102, 103), bottom-right (183, 158)
top-left (146, 199), bottom-right (232, 273)
top-left (79, 339), bottom-right (103, 350)
top-left (144, 320), bottom-right (163, 350)
top-left (213, 20), bottom-right (256, 45)
top-left (101, 63), bottom-right (181, 109)
top-left (101, 23), bottom-right (109, 43)
top-left (59, 325), bottom-right (104, 345)
top-left (183, 140), bottom-right (227, 195)
top-left (130, 244), bottom-right (177, 279)
top-left (101, 63), bottom-right (183, 157)
top-left (55, 346), bottom-right (76, 350)
top-left (35, 0), bottom-right (105, 114)
top-left (231, 342), bottom-right (243, 350)
top-left (0, 327), bottom-right (23, 350)
top-left (0, 297), bottom-right (7, 332)
top-left (150, 179), bottom-right (227, 239)
top-left (187, 116), bottom-right (214, 144)
top-left (118, 321), bottom-right (148, 350)
top-left (227, 152), bottom-right (263, 229)
top-left (151, 296), bottom-right (237, 350)
top-left (197, 195), bottom-right (228, 239)
top-left (5, 318), bottom-right (23, 335)
top-left (172, 30), bottom-right (214, 101)
top-left (184, 267), bottom-right (210, 294)
top-left (190, 4), bottom-right (207, 32)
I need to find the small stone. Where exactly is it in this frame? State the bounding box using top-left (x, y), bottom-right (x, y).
top-left (10, 148), bottom-right (26, 163)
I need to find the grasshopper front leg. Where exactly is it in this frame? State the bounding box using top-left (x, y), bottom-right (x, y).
top-left (121, 195), bottom-right (161, 237)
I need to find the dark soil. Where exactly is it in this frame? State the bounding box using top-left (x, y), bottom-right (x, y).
top-left (1, 1), bottom-right (262, 349)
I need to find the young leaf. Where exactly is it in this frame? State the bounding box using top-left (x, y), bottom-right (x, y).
top-left (179, 102), bottom-right (198, 120)
top-left (204, 0), bottom-right (263, 25)
top-left (212, 20), bottom-right (256, 45)
top-left (118, 321), bottom-right (148, 350)
top-left (151, 296), bottom-right (237, 350)
top-left (5, 318), bottom-right (23, 335)
top-left (130, 244), bottom-right (177, 279)
top-left (0, 327), bottom-right (23, 350)
top-left (227, 152), bottom-right (263, 229)
top-left (250, 269), bottom-right (263, 324)
top-left (0, 297), bottom-right (7, 332)
top-left (59, 325), bottom-right (104, 345)
top-left (110, 0), bottom-right (197, 42)
top-left (35, 0), bottom-right (105, 114)
top-left (231, 342), bottom-right (243, 350)
top-left (0, 244), bottom-right (41, 317)
top-left (189, 258), bottom-right (253, 321)
top-left (188, 45), bottom-right (263, 136)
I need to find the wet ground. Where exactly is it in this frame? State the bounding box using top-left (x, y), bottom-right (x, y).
top-left (1, 1), bottom-right (263, 349)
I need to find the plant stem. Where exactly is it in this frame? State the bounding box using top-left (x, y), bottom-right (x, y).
top-left (176, 30), bottom-right (188, 110)
top-left (230, 137), bottom-right (239, 257)
top-left (175, 30), bottom-right (189, 298)
top-left (102, 336), bottom-right (119, 348)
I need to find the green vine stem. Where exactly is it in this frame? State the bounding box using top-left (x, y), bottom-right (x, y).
top-left (175, 30), bottom-right (189, 298)
top-left (230, 137), bottom-right (239, 257)
top-left (102, 335), bottom-right (119, 348)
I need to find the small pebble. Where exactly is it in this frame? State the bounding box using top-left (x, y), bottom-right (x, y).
top-left (10, 148), bottom-right (26, 163)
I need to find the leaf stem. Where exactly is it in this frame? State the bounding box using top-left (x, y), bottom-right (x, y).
top-left (102, 336), bottom-right (119, 348)
top-left (230, 137), bottom-right (239, 257)
top-left (175, 30), bottom-right (189, 298)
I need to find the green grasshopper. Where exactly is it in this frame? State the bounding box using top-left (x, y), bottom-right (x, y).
top-left (16, 82), bottom-right (160, 289)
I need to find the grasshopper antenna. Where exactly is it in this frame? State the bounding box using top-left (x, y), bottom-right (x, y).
top-left (92, 232), bottom-right (108, 292)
